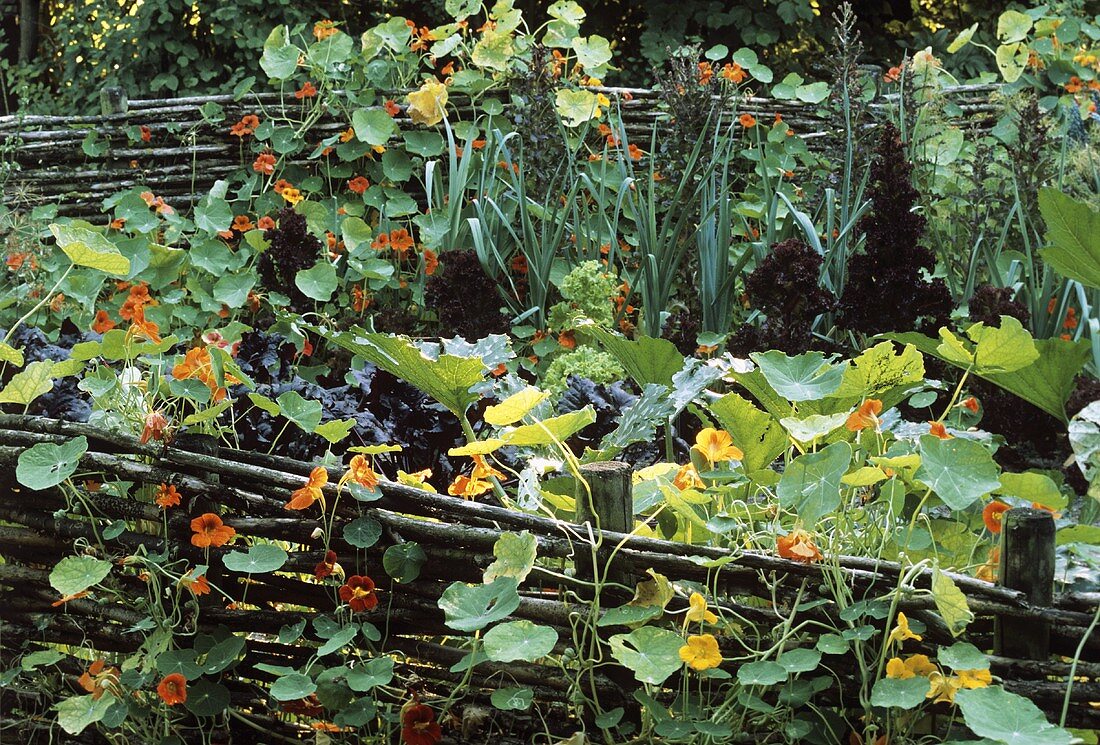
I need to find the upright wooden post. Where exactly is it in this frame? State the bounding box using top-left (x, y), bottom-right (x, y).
top-left (995, 508), bottom-right (1055, 660)
top-left (575, 461), bottom-right (634, 594)
top-left (100, 86), bottom-right (127, 116)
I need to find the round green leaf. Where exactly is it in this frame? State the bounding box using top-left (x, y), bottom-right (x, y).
top-left (223, 544), bottom-right (288, 574)
top-left (608, 626), bottom-right (684, 685)
top-left (344, 517), bottom-right (382, 548)
top-left (50, 224), bottom-right (130, 276)
top-left (491, 686), bottom-right (533, 711)
top-left (295, 260), bottom-right (338, 302)
top-left (957, 686), bottom-right (1073, 745)
top-left (483, 620), bottom-right (558, 662)
top-left (50, 554), bottom-right (111, 598)
top-left (269, 672), bottom-right (317, 702)
top-left (383, 542), bottom-right (427, 583)
top-left (352, 108), bottom-right (396, 147)
top-left (17, 436), bottom-right (88, 490)
top-left (438, 578), bottom-right (521, 632)
top-left (939, 642), bottom-right (988, 671)
top-left (56, 694), bottom-right (114, 735)
top-left (737, 660), bottom-right (788, 686)
top-left (870, 677), bottom-right (929, 709)
top-left (916, 436), bottom-right (1001, 510)
top-left (184, 680), bottom-right (231, 717)
top-left (346, 657), bottom-right (394, 692)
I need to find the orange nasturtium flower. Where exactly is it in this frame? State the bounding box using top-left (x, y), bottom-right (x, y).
top-left (179, 572), bottom-right (210, 596)
top-left (347, 176), bottom-right (370, 194)
top-left (287, 466), bottom-right (329, 510)
top-left (155, 483), bottom-right (181, 508)
top-left (126, 305), bottom-right (163, 344)
top-left (401, 702), bottom-right (442, 745)
top-left (313, 20), bottom-right (338, 40)
top-left (338, 574), bottom-right (378, 612)
top-left (157, 673), bottom-right (188, 706)
top-left (448, 474), bottom-right (493, 499)
top-left (295, 81), bottom-right (318, 99)
top-left (692, 428), bottom-right (744, 468)
top-left (341, 455), bottom-right (378, 490)
top-left (389, 228), bottom-right (415, 254)
top-left (471, 454), bottom-right (505, 481)
top-left (92, 310), bottom-right (116, 334)
top-left (927, 421), bottom-right (952, 439)
top-left (961, 396), bottom-right (980, 413)
top-left (253, 152), bottom-right (276, 175)
top-left (846, 399), bottom-right (883, 432)
top-left (140, 410), bottom-right (170, 444)
top-left (229, 114), bottom-right (260, 138)
top-left (679, 634), bottom-right (722, 671)
top-left (423, 248), bottom-right (439, 276)
top-left (721, 62), bottom-right (746, 83)
top-left (777, 528), bottom-right (823, 563)
top-left (976, 546), bottom-right (1000, 583)
top-left (78, 659), bottom-right (121, 700)
top-left (739, 113), bottom-right (757, 128)
top-left (190, 513), bottom-right (236, 548)
top-left (982, 501), bottom-right (1011, 534)
top-left (384, 99), bottom-right (401, 117)
top-left (257, 215), bottom-right (276, 231)
top-left (172, 346), bottom-right (239, 402)
top-left (673, 463), bottom-right (705, 490)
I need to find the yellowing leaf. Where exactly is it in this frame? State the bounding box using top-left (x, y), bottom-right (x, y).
top-left (947, 22), bottom-right (979, 53)
top-left (932, 567), bottom-right (974, 637)
top-left (555, 88), bottom-right (602, 127)
top-left (967, 316), bottom-right (1039, 374)
top-left (0, 360), bottom-right (55, 405)
top-left (0, 342), bottom-right (25, 367)
top-left (627, 568), bottom-right (674, 609)
top-left (936, 328), bottom-right (974, 367)
top-left (842, 466), bottom-right (888, 487)
top-left (49, 223), bottom-right (130, 277)
top-left (407, 79), bottom-right (448, 126)
top-left (484, 387), bottom-right (549, 426)
top-left (448, 439), bottom-right (505, 456)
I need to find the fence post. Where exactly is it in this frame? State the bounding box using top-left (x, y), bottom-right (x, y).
top-left (576, 461), bottom-right (633, 592)
top-left (100, 86), bottom-right (127, 116)
top-left (995, 507), bottom-right (1055, 660)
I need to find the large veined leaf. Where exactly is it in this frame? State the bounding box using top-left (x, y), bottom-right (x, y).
top-left (709, 392), bottom-right (788, 472)
top-left (777, 442), bottom-right (852, 524)
top-left (260, 26), bottom-right (299, 80)
top-left (751, 351), bottom-right (846, 402)
top-left (438, 578), bottom-right (521, 632)
top-left (608, 626), bottom-right (684, 685)
top-left (483, 531), bottom-right (538, 584)
top-left (932, 568), bottom-right (974, 636)
top-left (484, 387), bottom-right (549, 426)
top-left (831, 341), bottom-right (924, 405)
top-left (956, 686), bottom-right (1073, 745)
top-left (915, 435), bottom-right (1000, 511)
top-left (869, 678), bottom-right (929, 709)
top-left (1038, 188), bottom-right (1100, 289)
top-left (56, 694), bottom-right (114, 735)
top-left (501, 407), bottom-right (596, 446)
top-left (886, 332), bottom-right (1088, 422)
top-left (0, 360), bottom-right (56, 405)
top-left (17, 436), bottom-right (88, 490)
top-left (584, 326), bottom-right (685, 387)
top-left (303, 324), bottom-right (486, 417)
top-left (483, 620), bottom-right (558, 662)
top-left (50, 555), bottom-right (112, 597)
top-left (50, 223), bottom-right (130, 276)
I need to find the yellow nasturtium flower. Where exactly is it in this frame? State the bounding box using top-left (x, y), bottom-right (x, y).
top-left (679, 634), bottom-right (722, 671)
top-left (684, 593), bottom-right (718, 626)
top-left (692, 428), bottom-right (744, 467)
top-left (886, 654), bottom-right (937, 680)
top-left (887, 612), bottom-right (923, 647)
top-left (956, 668), bottom-right (992, 689)
top-left (407, 79), bottom-right (448, 126)
top-left (926, 670), bottom-right (962, 704)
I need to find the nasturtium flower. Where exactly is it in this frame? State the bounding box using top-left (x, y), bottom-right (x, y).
top-left (401, 701), bottom-right (442, 745)
top-left (338, 574), bottom-right (378, 612)
top-left (190, 513), bottom-right (236, 548)
top-left (384, 99), bottom-right (401, 117)
top-left (887, 612), bottom-right (922, 646)
top-left (347, 175), bottom-right (370, 194)
top-left (961, 396), bottom-right (980, 413)
top-left (423, 248), bottom-right (439, 276)
top-left (294, 81), bottom-right (317, 99)
top-left (78, 659), bottom-right (120, 700)
top-left (982, 501), bottom-right (1010, 534)
top-left (672, 463), bottom-right (704, 490)
top-left (846, 399), bottom-right (883, 432)
top-left (140, 410), bottom-right (170, 444)
top-left (314, 20), bottom-right (338, 40)
top-left (126, 306), bottom-right (162, 344)
top-left (229, 114), bottom-right (260, 138)
top-left (886, 654), bottom-right (936, 679)
top-left (179, 573), bottom-right (210, 596)
top-left (684, 592), bottom-right (718, 626)
top-left (397, 469), bottom-right (436, 493)
top-left (679, 634), bottom-right (722, 671)
top-left (777, 528), bottom-right (823, 564)
top-left (287, 466), bottom-right (329, 510)
top-left (253, 152), bottom-right (276, 175)
top-left (92, 310), bottom-right (116, 334)
top-left (172, 346), bottom-right (239, 403)
top-left (340, 455), bottom-right (378, 491)
top-left (692, 428), bottom-right (743, 467)
top-left (956, 668), bottom-right (992, 689)
top-left (281, 187), bottom-right (304, 205)
top-left (157, 673), bottom-right (188, 706)
top-left (448, 474), bottom-right (492, 499)
top-left (314, 550), bottom-right (339, 581)
top-left (976, 546), bottom-right (1000, 583)
top-left (155, 483), bottom-right (181, 509)
top-left (471, 454), bottom-right (505, 481)
top-left (738, 113), bottom-right (756, 128)
top-left (925, 670), bottom-right (961, 704)
top-left (927, 421), bottom-right (952, 439)
top-left (407, 79), bottom-right (448, 127)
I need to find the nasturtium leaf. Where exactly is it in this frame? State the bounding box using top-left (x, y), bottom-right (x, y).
top-left (737, 661), bottom-right (788, 686)
top-left (956, 686), bottom-right (1074, 745)
top-left (484, 387), bottom-right (549, 426)
top-left (832, 341), bottom-right (924, 404)
top-left (555, 89), bottom-right (601, 127)
top-left (295, 260), bottom-right (338, 302)
top-left (483, 620), bottom-right (558, 662)
top-left (17, 436), bottom-right (88, 490)
top-left (870, 677), bottom-right (930, 709)
top-left (56, 694), bottom-right (114, 735)
top-left (997, 472), bottom-right (1066, 510)
top-left (0, 360), bottom-right (55, 405)
top-left (303, 324), bottom-right (485, 418)
top-left (777, 442), bottom-right (852, 524)
top-left (344, 517), bottom-right (382, 549)
top-left (184, 679), bottom-right (231, 717)
top-left (609, 626), bottom-right (684, 685)
top-left (0, 341), bottom-right (25, 367)
top-left (491, 686), bottom-right (534, 711)
top-left (260, 25), bottom-right (299, 79)
top-left (201, 637), bottom-right (245, 674)
top-left (751, 350), bottom-right (846, 401)
top-left (50, 224), bottom-right (130, 276)
top-left (776, 648), bottom-right (821, 674)
top-left (346, 657), bottom-right (394, 691)
top-left (502, 407), bottom-right (596, 446)
top-left (269, 673), bottom-right (317, 702)
top-left (439, 578), bottom-right (521, 632)
top-left (279, 619), bottom-right (306, 644)
top-left (275, 390), bottom-right (323, 433)
top-left (932, 568), bottom-right (974, 636)
top-left (21, 650), bottom-right (65, 670)
top-left (483, 531), bottom-right (538, 584)
top-left (316, 625), bottom-right (358, 657)
top-left (352, 108), bottom-right (397, 146)
top-left (314, 418), bottom-right (355, 444)
top-left (223, 544), bottom-right (288, 574)
top-left (383, 542), bottom-right (426, 583)
top-left (156, 649), bottom-right (203, 680)
top-left (948, 22), bottom-right (979, 52)
top-left (997, 10), bottom-right (1033, 42)
top-left (50, 555), bottom-right (111, 597)
top-left (1038, 188), bottom-right (1100, 289)
top-left (916, 436), bottom-right (1000, 511)
top-left (939, 642), bottom-right (988, 671)
top-left (779, 412), bottom-right (850, 445)
top-left (212, 272), bottom-right (255, 308)
top-left (597, 604), bottom-right (663, 627)
top-left (471, 29), bottom-right (513, 71)
top-left (967, 317), bottom-right (1039, 374)
top-left (548, 0), bottom-right (586, 25)
top-left (815, 634), bottom-right (849, 655)
top-left (571, 35), bottom-right (612, 73)
top-left (995, 42), bottom-right (1029, 83)
top-left (449, 439), bottom-right (505, 456)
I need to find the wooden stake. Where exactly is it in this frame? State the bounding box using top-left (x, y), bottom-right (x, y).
top-left (995, 507), bottom-right (1056, 660)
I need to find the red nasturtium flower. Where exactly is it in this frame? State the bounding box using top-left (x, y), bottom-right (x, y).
top-left (339, 575), bottom-right (378, 612)
top-left (558, 330), bottom-right (577, 350)
top-left (777, 528), bottom-right (823, 563)
top-left (384, 99), bottom-right (401, 117)
top-left (78, 659), bottom-right (121, 700)
top-left (846, 399), bottom-right (883, 432)
top-left (253, 152), bottom-right (276, 175)
top-left (257, 215), bottom-right (276, 231)
top-left (389, 229), bottom-right (415, 255)
top-left (140, 410), bottom-right (170, 444)
top-left (627, 143), bottom-right (644, 161)
top-left (190, 513), bottom-right (236, 548)
top-left (401, 702), bottom-right (442, 745)
top-left (140, 125), bottom-right (152, 142)
top-left (157, 673), bottom-right (188, 706)
top-left (155, 483), bottom-right (181, 508)
top-left (179, 572), bottom-right (210, 596)
top-left (347, 176), bottom-right (370, 194)
top-left (92, 310), bottom-right (116, 334)
top-left (231, 215), bottom-right (255, 233)
top-left (314, 550), bottom-right (338, 581)
top-left (982, 501), bottom-right (1011, 534)
top-left (230, 114), bottom-right (260, 138)
top-left (961, 396), bottom-right (980, 414)
top-left (295, 81), bottom-right (318, 99)
top-left (287, 465), bottom-right (329, 510)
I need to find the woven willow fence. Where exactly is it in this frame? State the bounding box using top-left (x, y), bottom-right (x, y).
top-left (0, 414), bottom-right (1097, 743)
top-left (0, 83), bottom-right (1001, 220)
